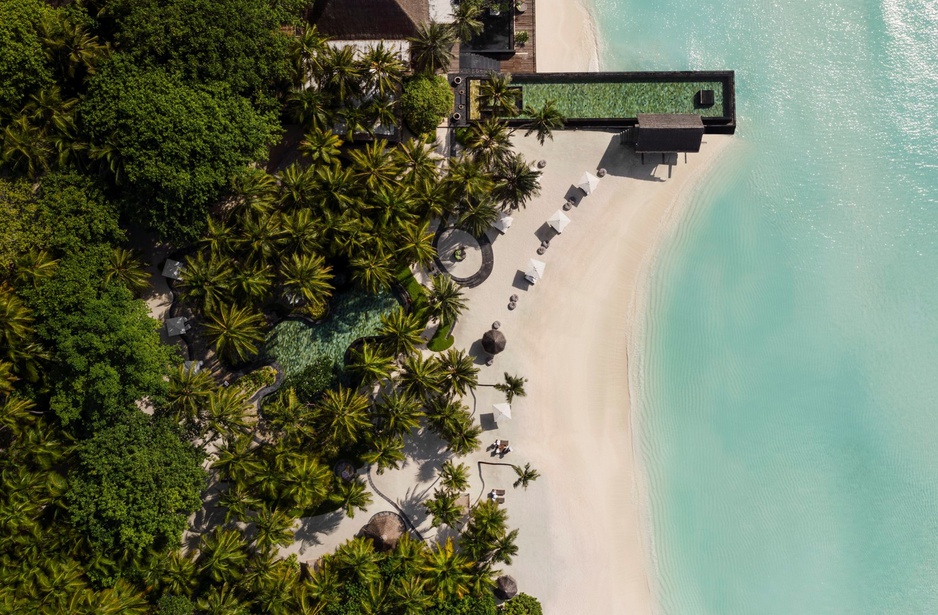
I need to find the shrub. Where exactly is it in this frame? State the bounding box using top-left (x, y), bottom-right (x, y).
top-left (427, 321), bottom-right (455, 352)
top-left (514, 31), bottom-right (529, 46)
top-left (236, 364), bottom-right (278, 395)
top-left (500, 594), bottom-right (542, 615)
top-left (401, 75), bottom-right (454, 135)
top-left (288, 356), bottom-right (338, 403)
top-left (158, 595), bottom-right (195, 615)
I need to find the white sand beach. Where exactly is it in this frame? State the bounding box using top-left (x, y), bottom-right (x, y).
top-left (450, 130), bottom-right (734, 613)
top-left (536, 0), bottom-right (600, 72)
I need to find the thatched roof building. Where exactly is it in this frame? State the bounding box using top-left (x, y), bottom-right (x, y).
top-left (634, 114), bottom-right (705, 153)
top-left (310, 0), bottom-right (429, 40)
top-left (360, 511), bottom-right (406, 551)
top-left (482, 329), bottom-right (507, 355)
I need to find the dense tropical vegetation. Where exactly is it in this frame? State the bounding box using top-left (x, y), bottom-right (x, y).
top-left (0, 0), bottom-right (545, 611)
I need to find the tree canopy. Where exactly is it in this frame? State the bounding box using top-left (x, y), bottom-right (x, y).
top-left (109, 0), bottom-right (306, 95)
top-left (0, 0), bottom-right (54, 114)
top-left (80, 57), bottom-right (280, 239)
top-left (67, 412), bottom-right (206, 554)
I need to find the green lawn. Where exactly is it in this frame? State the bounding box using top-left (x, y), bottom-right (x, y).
top-left (469, 78), bottom-right (726, 120)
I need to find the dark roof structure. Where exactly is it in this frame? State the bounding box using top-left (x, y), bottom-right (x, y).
top-left (634, 114), bottom-right (705, 153)
top-left (481, 329), bottom-right (506, 355)
top-left (311, 0), bottom-right (429, 40)
top-left (360, 511), bottom-right (406, 551)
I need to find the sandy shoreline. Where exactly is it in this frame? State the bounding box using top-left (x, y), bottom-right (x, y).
top-left (449, 129), bottom-right (734, 612)
top-left (536, 0), bottom-right (601, 71)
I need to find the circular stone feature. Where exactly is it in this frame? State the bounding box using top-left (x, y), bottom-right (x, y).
top-left (492, 321), bottom-right (501, 329)
top-left (536, 160), bottom-right (547, 169)
top-left (334, 460), bottom-right (356, 482)
top-left (508, 302), bottom-right (517, 310)
top-left (563, 202), bottom-right (572, 211)
top-left (537, 247), bottom-right (546, 255)
top-left (597, 168), bottom-right (607, 177)
top-left (436, 228), bottom-right (483, 278)
top-left (510, 294), bottom-right (518, 302)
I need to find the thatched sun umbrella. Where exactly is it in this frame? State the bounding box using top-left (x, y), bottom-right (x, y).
top-left (495, 575), bottom-right (518, 600)
top-left (360, 511), bottom-right (405, 551)
top-left (482, 329), bottom-right (506, 355)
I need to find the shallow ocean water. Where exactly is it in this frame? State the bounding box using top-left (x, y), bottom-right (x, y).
top-left (593, 0), bottom-right (938, 611)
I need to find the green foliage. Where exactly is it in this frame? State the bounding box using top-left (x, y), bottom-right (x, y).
top-left (427, 321), bottom-right (455, 352)
top-left (236, 365), bottom-right (278, 395)
top-left (427, 592), bottom-right (497, 615)
top-left (67, 413), bottom-right (207, 555)
top-left (0, 0), bottom-right (54, 114)
top-left (396, 267), bottom-right (430, 323)
top-left (31, 277), bottom-right (176, 426)
top-left (286, 356), bottom-right (339, 404)
top-left (80, 57), bottom-right (280, 239)
top-left (500, 593), bottom-right (543, 615)
top-left (0, 178), bottom-right (43, 273)
top-left (158, 594), bottom-right (196, 615)
top-left (401, 75), bottom-right (454, 135)
top-left (110, 0), bottom-right (305, 94)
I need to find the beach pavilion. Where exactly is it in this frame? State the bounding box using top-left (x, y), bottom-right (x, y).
top-left (547, 209), bottom-right (571, 233)
top-left (577, 172), bottom-right (600, 195)
top-left (482, 328), bottom-right (507, 355)
top-left (360, 511), bottom-right (406, 551)
top-left (524, 259), bottom-right (546, 284)
top-left (632, 113), bottom-right (705, 156)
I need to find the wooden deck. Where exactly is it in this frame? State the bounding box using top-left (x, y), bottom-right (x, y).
top-left (449, 0), bottom-right (537, 75)
top-left (500, 0), bottom-right (535, 74)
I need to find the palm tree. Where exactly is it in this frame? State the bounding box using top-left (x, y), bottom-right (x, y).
top-left (490, 528), bottom-right (519, 565)
top-left (396, 221), bottom-right (437, 269)
top-left (451, 0), bottom-right (485, 42)
top-left (445, 418), bottom-right (482, 456)
top-left (361, 434), bottom-right (406, 474)
top-left (219, 482), bottom-right (261, 524)
top-left (329, 478), bottom-right (373, 517)
top-left (163, 364), bottom-right (215, 424)
top-left (252, 506), bottom-right (295, 553)
top-left (421, 539), bottom-right (473, 600)
top-left (457, 198), bottom-right (499, 237)
top-left (460, 499), bottom-right (508, 562)
top-left (493, 153), bottom-right (542, 211)
top-left (523, 99), bottom-right (566, 145)
top-left (321, 45), bottom-right (362, 104)
top-left (212, 434), bottom-right (262, 486)
top-left (196, 583), bottom-right (244, 615)
top-left (146, 548), bottom-right (198, 596)
top-left (316, 386), bottom-right (371, 446)
top-left (477, 72), bottom-right (521, 118)
top-left (0, 288), bottom-right (42, 382)
top-left (494, 372), bottom-right (527, 403)
top-left (439, 460), bottom-right (470, 493)
top-left (427, 274), bottom-right (467, 326)
top-left (1, 115), bottom-right (51, 179)
top-left (299, 125), bottom-right (343, 167)
top-left (512, 462), bottom-right (541, 490)
top-left (201, 216), bottom-right (236, 257)
top-left (464, 118), bottom-right (515, 170)
top-left (202, 304), bottom-right (266, 365)
top-left (87, 580), bottom-right (149, 615)
top-left (390, 576), bottom-right (432, 615)
top-left (278, 454), bottom-right (332, 511)
top-left (409, 22), bottom-right (456, 75)
top-left (279, 209), bottom-right (323, 257)
top-left (350, 253), bottom-right (394, 293)
top-left (332, 537), bottom-right (382, 585)
top-left (361, 43), bottom-right (405, 96)
top-left (288, 25), bottom-right (329, 86)
top-left (339, 103), bottom-right (374, 141)
top-left (231, 261), bottom-right (273, 305)
top-left (444, 156), bottom-right (494, 208)
top-left (375, 390), bottom-right (423, 437)
top-left (231, 167), bottom-right (278, 213)
top-left (424, 488), bottom-right (462, 529)
top-left (13, 249), bottom-right (58, 286)
top-left (103, 247), bottom-right (150, 294)
top-left (238, 211), bottom-right (282, 264)
top-left (178, 251), bottom-right (232, 314)
top-left (377, 308), bottom-right (425, 358)
top-left (398, 353), bottom-right (443, 398)
top-left (277, 163), bottom-right (318, 210)
top-left (198, 527), bottom-right (249, 583)
top-left (280, 252), bottom-right (334, 315)
top-left (347, 342), bottom-right (395, 387)
top-left (204, 386), bottom-right (252, 441)
top-left (286, 87), bottom-right (333, 131)
top-left (0, 362), bottom-right (17, 397)
top-left (349, 140), bottom-right (399, 191)
top-left (394, 138), bottom-right (439, 183)
top-left (436, 349), bottom-right (478, 397)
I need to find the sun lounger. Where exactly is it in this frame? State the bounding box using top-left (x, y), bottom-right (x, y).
top-left (497, 441), bottom-right (510, 452)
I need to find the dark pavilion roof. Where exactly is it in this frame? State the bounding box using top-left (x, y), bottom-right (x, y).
top-left (311, 0), bottom-right (429, 40)
top-left (634, 114), bottom-right (705, 153)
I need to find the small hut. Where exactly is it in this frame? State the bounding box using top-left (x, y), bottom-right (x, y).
top-left (495, 575), bottom-right (518, 600)
top-left (481, 329), bottom-right (506, 355)
top-left (633, 113), bottom-right (705, 153)
top-left (360, 511), bottom-right (406, 551)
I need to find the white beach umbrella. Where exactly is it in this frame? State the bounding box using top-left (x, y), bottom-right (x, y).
top-left (493, 214), bottom-right (514, 234)
top-left (493, 403), bottom-right (512, 420)
top-left (547, 209), bottom-right (571, 234)
top-left (577, 171), bottom-right (601, 195)
top-left (525, 259), bottom-right (546, 284)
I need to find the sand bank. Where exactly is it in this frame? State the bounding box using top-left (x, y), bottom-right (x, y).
top-left (536, 0), bottom-right (601, 72)
top-left (449, 131), bottom-right (735, 613)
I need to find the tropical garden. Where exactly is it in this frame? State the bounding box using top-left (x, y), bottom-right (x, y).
top-left (0, 0), bottom-right (547, 612)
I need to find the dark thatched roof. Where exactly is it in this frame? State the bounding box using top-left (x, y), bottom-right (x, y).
top-left (360, 511), bottom-right (406, 551)
top-left (634, 113), bottom-right (705, 153)
top-left (311, 0), bottom-right (429, 40)
top-left (481, 329), bottom-right (506, 355)
top-left (495, 575), bottom-right (518, 600)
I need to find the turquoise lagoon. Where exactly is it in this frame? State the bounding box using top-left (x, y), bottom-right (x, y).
top-left (593, 0), bottom-right (938, 611)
